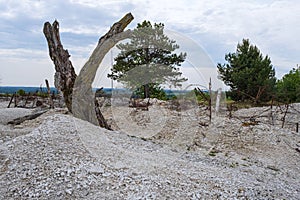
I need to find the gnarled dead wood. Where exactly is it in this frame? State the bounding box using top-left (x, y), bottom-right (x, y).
top-left (72, 13), bottom-right (134, 127)
top-left (43, 13), bottom-right (133, 129)
top-left (43, 21), bottom-right (77, 113)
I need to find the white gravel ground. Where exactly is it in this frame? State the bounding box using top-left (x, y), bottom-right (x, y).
top-left (0, 101), bottom-right (300, 199)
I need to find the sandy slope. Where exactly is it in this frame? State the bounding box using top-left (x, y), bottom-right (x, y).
top-left (0, 102), bottom-right (300, 199)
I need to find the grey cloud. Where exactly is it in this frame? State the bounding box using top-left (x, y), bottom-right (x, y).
top-left (0, 0), bottom-right (134, 52)
top-left (0, 0), bottom-right (300, 86)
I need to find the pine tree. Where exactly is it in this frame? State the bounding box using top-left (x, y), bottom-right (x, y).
top-left (108, 20), bottom-right (187, 98)
top-left (217, 39), bottom-right (276, 102)
top-left (276, 66), bottom-right (300, 103)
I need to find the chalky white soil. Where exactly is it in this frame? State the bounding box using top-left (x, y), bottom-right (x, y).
top-left (0, 100), bottom-right (299, 199)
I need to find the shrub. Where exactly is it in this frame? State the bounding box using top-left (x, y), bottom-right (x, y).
top-left (17, 89), bottom-right (26, 96)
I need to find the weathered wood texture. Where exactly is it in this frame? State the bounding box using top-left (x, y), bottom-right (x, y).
top-left (7, 93), bottom-right (15, 108)
top-left (7, 109), bottom-right (49, 125)
top-left (72, 13), bottom-right (133, 126)
top-left (43, 21), bottom-right (77, 112)
top-left (45, 79), bottom-right (54, 109)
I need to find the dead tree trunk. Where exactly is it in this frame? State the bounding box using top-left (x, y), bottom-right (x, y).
top-left (7, 93), bottom-right (15, 108)
top-left (72, 13), bottom-right (134, 127)
top-left (45, 79), bottom-right (54, 109)
top-left (43, 21), bottom-right (77, 112)
top-left (282, 104), bottom-right (289, 128)
top-left (94, 97), bottom-right (112, 130)
top-left (43, 13), bottom-right (133, 129)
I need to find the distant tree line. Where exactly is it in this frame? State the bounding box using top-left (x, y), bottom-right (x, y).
top-left (218, 39), bottom-right (300, 104)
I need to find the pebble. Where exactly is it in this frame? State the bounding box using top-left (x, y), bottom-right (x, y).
top-left (88, 165), bottom-right (104, 175)
top-left (14, 125), bottom-right (23, 129)
top-left (65, 189), bottom-right (72, 195)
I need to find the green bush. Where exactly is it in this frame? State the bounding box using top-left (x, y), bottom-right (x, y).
top-left (132, 84), bottom-right (168, 100)
top-left (276, 66), bottom-right (300, 103)
top-left (37, 92), bottom-right (49, 98)
top-left (17, 89), bottom-right (26, 96)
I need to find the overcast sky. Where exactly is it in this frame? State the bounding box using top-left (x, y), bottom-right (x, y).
top-left (0, 0), bottom-right (299, 88)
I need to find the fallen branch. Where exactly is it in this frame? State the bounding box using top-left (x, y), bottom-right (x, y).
top-left (7, 109), bottom-right (49, 125)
